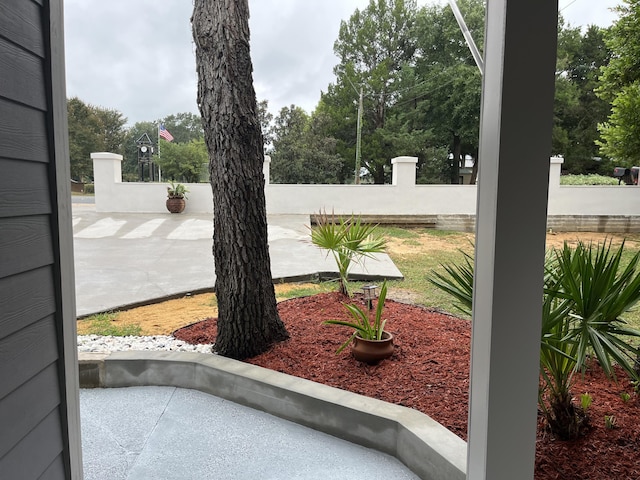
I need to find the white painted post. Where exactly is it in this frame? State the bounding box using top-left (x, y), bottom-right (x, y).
top-left (91, 152), bottom-right (122, 212)
top-left (91, 152), bottom-right (122, 183)
top-left (467, 1), bottom-right (558, 479)
top-left (549, 156), bottom-right (564, 186)
top-left (391, 156), bottom-right (418, 187)
top-left (263, 155), bottom-right (271, 185)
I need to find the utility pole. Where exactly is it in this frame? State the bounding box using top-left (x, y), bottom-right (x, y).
top-left (355, 86), bottom-right (363, 184)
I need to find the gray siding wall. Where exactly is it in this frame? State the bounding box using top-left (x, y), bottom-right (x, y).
top-left (0, 0), bottom-right (82, 478)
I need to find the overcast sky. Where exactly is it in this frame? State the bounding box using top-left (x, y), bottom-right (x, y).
top-left (64, 0), bottom-right (621, 126)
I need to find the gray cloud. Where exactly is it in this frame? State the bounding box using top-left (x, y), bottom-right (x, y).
top-left (64, 0), bottom-right (619, 126)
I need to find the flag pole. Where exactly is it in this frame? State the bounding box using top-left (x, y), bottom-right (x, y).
top-left (157, 119), bottom-right (162, 182)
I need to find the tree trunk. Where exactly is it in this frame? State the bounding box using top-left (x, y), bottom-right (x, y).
top-left (192, 0), bottom-right (289, 359)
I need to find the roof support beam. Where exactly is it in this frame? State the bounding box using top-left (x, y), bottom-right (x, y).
top-left (467, 1), bottom-right (558, 479)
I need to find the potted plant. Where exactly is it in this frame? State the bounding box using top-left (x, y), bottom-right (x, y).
top-left (324, 280), bottom-right (394, 363)
top-left (166, 181), bottom-right (189, 213)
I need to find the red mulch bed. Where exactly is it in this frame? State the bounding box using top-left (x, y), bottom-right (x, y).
top-left (173, 292), bottom-right (640, 479)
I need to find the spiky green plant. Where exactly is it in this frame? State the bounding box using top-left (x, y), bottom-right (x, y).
top-left (428, 249), bottom-right (474, 316)
top-left (324, 280), bottom-right (389, 353)
top-left (310, 210), bottom-right (386, 296)
top-left (430, 240), bottom-right (640, 439)
top-left (546, 240), bottom-right (640, 380)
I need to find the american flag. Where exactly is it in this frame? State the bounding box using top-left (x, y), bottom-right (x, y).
top-left (159, 124), bottom-right (174, 142)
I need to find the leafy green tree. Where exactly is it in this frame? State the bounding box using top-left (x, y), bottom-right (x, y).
top-left (155, 139), bottom-right (208, 183)
top-left (401, 0), bottom-right (484, 183)
top-left (68, 97), bottom-right (101, 181)
top-left (161, 112), bottom-right (204, 144)
top-left (257, 100), bottom-right (274, 150)
top-left (554, 23), bottom-right (612, 174)
top-left (67, 97), bottom-right (127, 181)
top-left (597, 0), bottom-right (640, 164)
top-left (270, 106), bottom-right (344, 183)
top-left (329, 0), bottom-right (418, 184)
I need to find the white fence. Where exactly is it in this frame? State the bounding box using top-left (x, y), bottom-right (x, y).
top-left (91, 153), bottom-right (640, 232)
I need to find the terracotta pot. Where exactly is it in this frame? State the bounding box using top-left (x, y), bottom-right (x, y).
top-left (166, 197), bottom-right (186, 214)
top-left (352, 331), bottom-right (394, 364)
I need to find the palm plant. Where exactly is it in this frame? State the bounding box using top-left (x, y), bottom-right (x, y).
top-left (538, 272), bottom-right (585, 439)
top-left (546, 240), bottom-right (640, 380)
top-left (428, 249), bottom-right (474, 316)
top-left (310, 210), bottom-right (386, 296)
top-left (429, 239), bottom-right (640, 439)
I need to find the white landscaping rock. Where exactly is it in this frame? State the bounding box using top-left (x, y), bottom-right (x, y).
top-left (77, 335), bottom-right (213, 354)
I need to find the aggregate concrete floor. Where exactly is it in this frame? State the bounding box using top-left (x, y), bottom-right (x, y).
top-left (80, 386), bottom-right (420, 480)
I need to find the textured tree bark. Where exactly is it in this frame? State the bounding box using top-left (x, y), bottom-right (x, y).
top-left (192, 0), bottom-right (289, 359)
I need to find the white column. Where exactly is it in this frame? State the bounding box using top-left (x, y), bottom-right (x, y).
top-left (549, 156), bottom-right (564, 186)
top-left (91, 152), bottom-right (123, 183)
top-left (391, 156), bottom-right (418, 187)
top-left (91, 152), bottom-right (123, 212)
top-left (467, 1), bottom-right (558, 479)
top-left (263, 155), bottom-right (271, 185)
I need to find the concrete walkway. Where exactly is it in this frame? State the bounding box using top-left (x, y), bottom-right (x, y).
top-left (72, 203), bottom-right (403, 317)
top-left (80, 386), bottom-right (420, 480)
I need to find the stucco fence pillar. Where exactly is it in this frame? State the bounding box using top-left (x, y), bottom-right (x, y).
top-left (391, 156), bottom-right (418, 187)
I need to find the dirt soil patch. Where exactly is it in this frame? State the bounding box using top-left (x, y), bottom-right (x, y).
top-left (173, 292), bottom-right (640, 480)
top-left (77, 283), bottom-right (322, 335)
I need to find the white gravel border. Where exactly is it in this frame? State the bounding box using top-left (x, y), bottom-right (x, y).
top-left (77, 335), bottom-right (213, 354)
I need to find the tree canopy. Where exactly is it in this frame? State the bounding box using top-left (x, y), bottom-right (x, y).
top-left (69, 1), bottom-right (625, 183)
top-left (597, 0), bottom-right (640, 165)
top-left (67, 97), bottom-right (127, 181)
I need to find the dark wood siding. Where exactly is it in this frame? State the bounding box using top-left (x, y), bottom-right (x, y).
top-left (0, 0), bottom-right (81, 478)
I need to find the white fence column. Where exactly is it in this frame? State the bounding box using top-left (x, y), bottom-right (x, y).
top-left (263, 155), bottom-right (271, 185)
top-left (391, 156), bottom-right (418, 187)
top-left (91, 152), bottom-right (122, 212)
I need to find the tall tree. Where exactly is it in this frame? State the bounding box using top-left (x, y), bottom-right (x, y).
top-left (270, 105), bottom-right (343, 183)
top-left (161, 112), bottom-right (204, 144)
top-left (402, 0), bottom-right (484, 183)
top-left (331, 0), bottom-right (418, 183)
top-left (155, 139), bottom-right (208, 183)
top-left (553, 23), bottom-right (611, 173)
top-left (67, 97), bottom-right (127, 181)
top-left (192, 0), bottom-right (289, 359)
top-left (257, 100), bottom-right (275, 150)
top-left (597, 0), bottom-right (640, 164)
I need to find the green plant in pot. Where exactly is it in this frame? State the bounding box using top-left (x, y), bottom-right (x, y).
top-left (166, 181), bottom-right (189, 213)
top-left (324, 280), bottom-right (393, 363)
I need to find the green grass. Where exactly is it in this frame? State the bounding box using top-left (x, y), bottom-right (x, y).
top-left (276, 283), bottom-right (335, 299)
top-left (378, 226), bottom-right (421, 239)
top-left (80, 312), bottom-right (142, 336)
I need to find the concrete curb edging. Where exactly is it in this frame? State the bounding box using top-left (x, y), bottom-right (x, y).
top-left (78, 351), bottom-right (466, 480)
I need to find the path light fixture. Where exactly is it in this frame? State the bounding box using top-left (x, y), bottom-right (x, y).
top-left (362, 284), bottom-right (379, 310)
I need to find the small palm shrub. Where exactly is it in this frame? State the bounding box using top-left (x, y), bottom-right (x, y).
top-left (310, 210), bottom-right (386, 296)
top-left (429, 240), bottom-right (640, 439)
